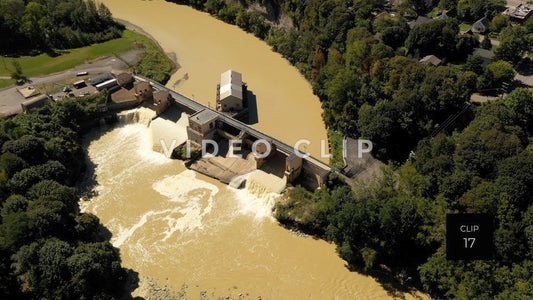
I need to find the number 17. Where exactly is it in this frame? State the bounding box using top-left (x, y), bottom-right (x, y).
top-left (463, 237), bottom-right (475, 248)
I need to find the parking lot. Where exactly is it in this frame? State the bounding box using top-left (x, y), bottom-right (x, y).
top-left (0, 55), bottom-right (131, 117)
top-left (49, 81), bottom-right (99, 102)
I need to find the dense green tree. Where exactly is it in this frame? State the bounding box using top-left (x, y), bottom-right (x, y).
top-left (67, 242), bottom-right (127, 297)
top-left (1, 195), bottom-right (29, 219)
top-left (8, 167), bottom-right (42, 194)
top-left (0, 91), bottom-right (128, 298)
top-left (0, 152), bottom-right (27, 177)
top-left (381, 25), bottom-right (410, 48)
top-left (495, 26), bottom-right (532, 64)
top-left (13, 239), bottom-right (74, 298)
top-left (503, 88), bottom-right (533, 122)
top-left (0, 0), bottom-right (122, 54)
top-left (74, 214), bottom-right (102, 242)
top-left (10, 60), bottom-right (23, 80)
top-left (465, 54), bottom-right (485, 74)
top-left (405, 18), bottom-right (461, 59)
top-left (480, 36), bottom-right (492, 49)
top-left (373, 16), bottom-right (410, 48)
top-left (439, 0), bottom-right (458, 10)
top-left (2, 135), bottom-right (45, 165)
top-left (457, 0), bottom-right (506, 21)
top-left (478, 60), bottom-right (515, 93)
top-left (490, 15), bottom-right (509, 32)
top-left (204, 0), bottom-right (225, 14)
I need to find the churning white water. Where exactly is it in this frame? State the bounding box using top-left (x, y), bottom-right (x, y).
top-left (80, 113), bottom-right (417, 299)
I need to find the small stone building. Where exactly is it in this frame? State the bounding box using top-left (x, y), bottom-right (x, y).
top-left (285, 154), bottom-right (303, 183)
top-left (187, 109), bottom-right (219, 145)
top-left (134, 81), bottom-right (153, 102)
top-left (21, 95), bottom-right (49, 113)
top-left (153, 91), bottom-right (173, 115)
top-left (117, 72), bottom-right (134, 88)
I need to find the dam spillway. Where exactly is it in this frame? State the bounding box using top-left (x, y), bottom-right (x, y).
top-left (134, 75), bottom-right (335, 189)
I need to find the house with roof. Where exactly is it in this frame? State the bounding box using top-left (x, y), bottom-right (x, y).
top-left (187, 109), bottom-right (219, 145)
top-left (419, 55), bottom-right (442, 66)
top-left (469, 48), bottom-right (495, 67)
top-left (217, 70), bottom-right (244, 112)
top-left (436, 8), bottom-right (455, 19)
top-left (472, 17), bottom-right (490, 34)
top-left (408, 16), bottom-right (433, 28)
top-left (504, 4), bottom-right (533, 24)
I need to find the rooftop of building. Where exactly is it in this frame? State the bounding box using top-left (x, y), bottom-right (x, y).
top-left (472, 48), bottom-right (495, 59)
top-left (190, 109), bottom-right (219, 125)
top-left (110, 87), bottom-right (137, 103)
top-left (117, 72), bottom-right (134, 86)
top-left (420, 55), bottom-right (442, 66)
top-left (408, 16), bottom-right (433, 28)
top-left (89, 73), bottom-right (114, 86)
top-left (505, 4), bottom-right (533, 19)
top-left (220, 69), bottom-right (242, 87)
top-left (153, 90), bottom-right (172, 102)
top-left (134, 81), bottom-right (152, 93)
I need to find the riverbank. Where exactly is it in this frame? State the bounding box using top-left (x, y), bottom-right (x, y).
top-left (115, 18), bottom-right (180, 72)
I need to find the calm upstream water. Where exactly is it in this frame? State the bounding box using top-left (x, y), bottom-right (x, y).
top-left (81, 0), bottom-right (425, 298)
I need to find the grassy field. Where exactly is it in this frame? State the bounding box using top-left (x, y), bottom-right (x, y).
top-left (0, 30), bottom-right (148, 78)
top-left (0, 79), bottom-right (16, 89)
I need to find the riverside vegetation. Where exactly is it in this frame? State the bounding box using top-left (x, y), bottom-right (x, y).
top-left (172, 0), bottom-right (533, 298)
top-left (0, 1), bottom-right (179, 297)
top-left (0, 94), bottom-right (134, 298)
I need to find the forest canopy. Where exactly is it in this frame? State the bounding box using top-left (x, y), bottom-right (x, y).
top-left (0, 0), bottom-right (123, 54)
top-left (0, 93), bottom-right (131, 299)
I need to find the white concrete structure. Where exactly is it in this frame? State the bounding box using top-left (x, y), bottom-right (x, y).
top-left (219, 70), bottom-right (243, 111)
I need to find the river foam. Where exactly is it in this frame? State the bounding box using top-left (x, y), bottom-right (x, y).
top-left (151, 170), bottom-right (218, 240)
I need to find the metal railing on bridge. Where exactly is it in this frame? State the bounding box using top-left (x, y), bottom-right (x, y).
top-left (136, 75), bottom-right (335, 173)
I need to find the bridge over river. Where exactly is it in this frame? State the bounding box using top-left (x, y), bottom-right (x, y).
top-left (136, 75), bottom-right (336, 187)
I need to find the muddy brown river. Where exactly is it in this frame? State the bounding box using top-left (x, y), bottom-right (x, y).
top-left (81, 0), bottom-right (426, 298)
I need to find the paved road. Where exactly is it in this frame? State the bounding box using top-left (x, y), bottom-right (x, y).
top-left (0, 51), bottom-right (140, 117)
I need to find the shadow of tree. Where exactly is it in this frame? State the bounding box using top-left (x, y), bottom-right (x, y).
top-left (516, 58), bottom-right (533, 76)
top-left (122, 269), bottom-right (141, 299)
top-left (346, 264), bottom-right (426, 299)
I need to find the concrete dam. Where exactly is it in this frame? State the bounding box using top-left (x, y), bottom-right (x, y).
top-left (132, 73), bottom-right (335, 189)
